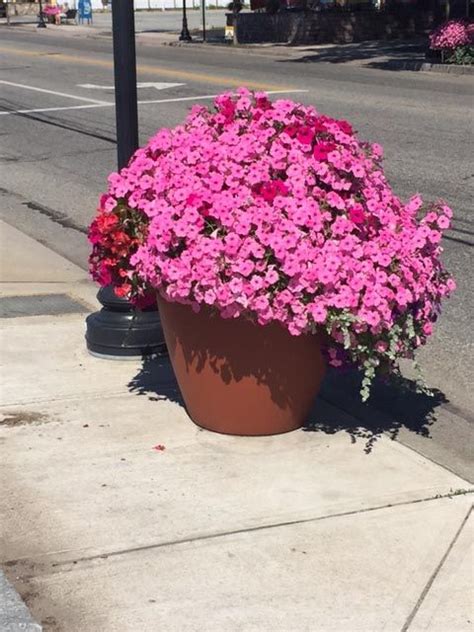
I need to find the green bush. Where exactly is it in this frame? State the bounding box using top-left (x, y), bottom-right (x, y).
top-left (447, 45), bottom-right (474, 65)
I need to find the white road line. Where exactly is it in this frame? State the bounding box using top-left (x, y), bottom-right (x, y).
top-left (0, 103), bottom-right (112, 116)
top-left (78, 82), bottom-right (185, 90)
top-left (134, 90), bottom-right (309, 106)
top-left (0, 90), bottom-right (308, 116)
top-left (0, 80), bottom-right (111, 105)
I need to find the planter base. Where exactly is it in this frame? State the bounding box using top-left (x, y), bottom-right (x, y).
top-left (158, 297), bottom-right (326, 436)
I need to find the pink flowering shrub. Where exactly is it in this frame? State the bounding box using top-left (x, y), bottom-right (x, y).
top-left (429, 19), bottom-right (474, 51)
top-left (89, 89), bottom-right (455, 399)
top-left (43, 4), bottom-right (61, 14)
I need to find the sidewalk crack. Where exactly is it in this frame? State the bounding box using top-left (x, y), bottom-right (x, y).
top-left (6, 490), bottom-right (472, 578)
top-left (401, 503), bottom-right (473, 632)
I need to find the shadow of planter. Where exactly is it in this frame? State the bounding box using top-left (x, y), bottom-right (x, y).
top-left (128, 353), bottom-right (446, 452)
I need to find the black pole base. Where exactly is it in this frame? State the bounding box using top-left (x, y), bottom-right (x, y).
top-left (179, 17), bottom-right (193, 42)
top-left (37, 20), bottom-right (47, 28)
top-left (85, 285), bottom-right (166, 359)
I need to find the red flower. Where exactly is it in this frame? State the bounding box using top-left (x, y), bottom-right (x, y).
top-left (284, 124), bottom-right (299, 138)
top-left (88, 223), bottom-right (102, 245)
top-left (219, 97), bottom-right (236, 122)
top-left (297, 126), bottom-right (314, 145)
top-left (258, 180), bottom-right (289, 203)
top-left (337, 120), bottom-right (353, 136)
top-left (98, 194), bottom-right (110, 211)
top-left (96, 213), bottom-right (119, 232)
top-left (274, 180), bottom-right (289, 196)
top-left (313, 120), bottom-right (328, 134)
top-left (313, 115), bottom-right (333, 134)
top-left (313, 142), bottom-right (336, 161)
top-left (115, 283), bottom-right (132, 298)
top-left (96, 262), bottom-right (113, 286)
top-left (256, 95), bottom-right (271, 111)
top-left (349, 207), bottom-right (366, 225)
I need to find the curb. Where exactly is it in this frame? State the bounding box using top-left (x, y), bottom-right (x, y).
top-left (0, 571), bottom-right (42, 632)
top-left (378, 59), bottom-right (474, 75)
top-left (160, 41), bottom-right (474, 70)
top-left (167, 39), bottom-right (301, 58)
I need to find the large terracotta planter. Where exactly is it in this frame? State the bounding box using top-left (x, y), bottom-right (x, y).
top-left (157, 296), bottom-right (326, 436)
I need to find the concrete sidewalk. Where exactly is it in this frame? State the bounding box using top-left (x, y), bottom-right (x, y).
top-left (0, 219), bottom-right (473, 631)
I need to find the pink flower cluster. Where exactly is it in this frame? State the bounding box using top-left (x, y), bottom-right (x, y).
top-left (42, 4), bottom-right (61, 14)
top-left (429, 19), bottom-right (474, 51)
top-left (89, 89), bottom-right (455, 398)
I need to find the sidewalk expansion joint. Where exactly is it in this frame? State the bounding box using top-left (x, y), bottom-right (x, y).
top-left (0, 389), bottom-right (141, 408)
top-left (400, 503), bottom-right (473, 632)
top-left (7, 489), bottom-right (473, 579)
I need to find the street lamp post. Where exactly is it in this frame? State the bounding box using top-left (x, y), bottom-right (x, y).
top-left (37, 0), bottom-right (47, 28)
top-left (201, 0), bottom-right (206, 42)
top-left (111, 0), bottom-right (139, 170)
top-left (179, 0), bottom-right (192, 42)
top-left (85, 0), bottom-right (165, 358)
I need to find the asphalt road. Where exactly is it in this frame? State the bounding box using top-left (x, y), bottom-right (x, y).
top-left (0, 27), bottom-right (473, 476)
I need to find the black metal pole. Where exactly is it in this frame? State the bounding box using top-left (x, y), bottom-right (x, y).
top-left (232, 0), bottom-right (238, 45)
top-left (112, 0), bottom-right (139, 169)
top-left (37, 0), bottom-right (47, 28)
top-left (179, 0), bottom-right (192, 42)
top-left (201, 0), bottom-right (206, 42)
top-left (86, 0), bottom-right (165, 359)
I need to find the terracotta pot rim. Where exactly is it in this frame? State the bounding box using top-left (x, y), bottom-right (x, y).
top-left (156, 292), bottom-right (325, 340)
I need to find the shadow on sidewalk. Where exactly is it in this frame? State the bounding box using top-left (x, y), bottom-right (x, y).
top-left (279, 38), bottom-right (427, 66)
top-left (128, 356), bottom-right (446, 454)
top-left (128, 354), bottom-right (184, 407)
top-left (313, 368), bottom-right (447, 453)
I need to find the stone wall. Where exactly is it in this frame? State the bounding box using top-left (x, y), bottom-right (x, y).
top-left (234, 10), bottom-right (436, 45)
top-left (7, 1), bottom-right (40, 17)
